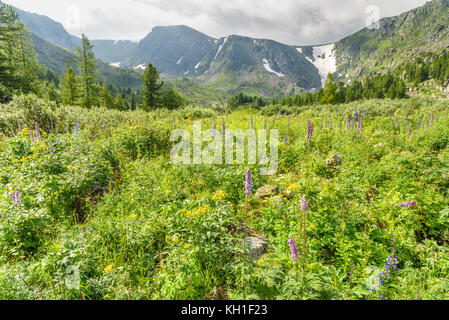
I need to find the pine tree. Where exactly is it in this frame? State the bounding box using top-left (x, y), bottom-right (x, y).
top-left (76, 34), bottom-right (99, 108)
top-left (141, 63), bottom-right (164, 110)
top-left (61, 66), bottom-right (79, 105)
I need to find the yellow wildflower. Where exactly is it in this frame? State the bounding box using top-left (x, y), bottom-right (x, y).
top-left (67, 165), bottom-right (73, 170)
top-left (104, 264), bottom-right (115, 272)
top-left (212, 190), bottom-right (226, 201)
top-left (129, 214), bottom-right (137, 219)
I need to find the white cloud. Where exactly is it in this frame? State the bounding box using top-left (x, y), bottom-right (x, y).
top-left (4, 0), bottom-right (430, 45)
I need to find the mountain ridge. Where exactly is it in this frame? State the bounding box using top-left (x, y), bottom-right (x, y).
top-left (10, 0), bottom-right (449, 97)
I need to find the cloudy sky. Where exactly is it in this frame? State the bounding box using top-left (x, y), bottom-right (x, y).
top-left (4, 0), bottom-right (430, 45)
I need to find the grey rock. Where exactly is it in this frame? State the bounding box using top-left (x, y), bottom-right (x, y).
top-left (326, 153), bottom-right (343, 167)
top-left (256, 185), bottom-right (280, 198)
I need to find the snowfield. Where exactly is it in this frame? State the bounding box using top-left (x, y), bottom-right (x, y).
top-left (262, 59), bottom-right (285, 78)
top-left (298, 44), bottom-right (337, 87)
top-left (133, 64), bottom-right (146, 70)
top-left (109, 62), bottom-right (121, 67)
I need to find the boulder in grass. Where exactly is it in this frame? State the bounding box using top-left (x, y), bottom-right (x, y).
top-left (256, 185), bottom-right (280, 198)
top-left (242, 234), bottom-right (268, 263)
top-left (326, 153), bottom-right (342, 167)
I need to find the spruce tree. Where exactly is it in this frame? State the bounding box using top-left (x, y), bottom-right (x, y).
top-left (320, 73), bottom-right (338, 104)
top-left (61, 66), bottom-right (79, 105)
top-left (76, 34), bottom-right (99, 108)
top-left (141, 63), bottom-right (164, 110)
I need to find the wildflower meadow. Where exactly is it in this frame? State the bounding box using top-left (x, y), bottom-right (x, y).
top-left (0, 94), bottom-right (448, 300)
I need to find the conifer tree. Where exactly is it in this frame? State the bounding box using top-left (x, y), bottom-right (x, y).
top-left (141, 63), bottom-right (164, 110)
top-left (61, 66), bottom-right (79, 105)
top-left (76, 34), bottom-right (99, 108)
top-left (320, 73), bottom-right (338, 104)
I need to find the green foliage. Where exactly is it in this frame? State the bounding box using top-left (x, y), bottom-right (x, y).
top-left (0, 82), bottom-right (449, 301)
top-left (0, 2), bottom-right (41, 99)
top-left (61, 66), bottom-right (78, 106)
top-left (320, 74), bottom-right (339, 105)
top-left (141, 63), bottom-right (164, 110)
top-left (160, 87), bottom-right (186, 110)
top-left (76, 34), bottom-right (99, 108)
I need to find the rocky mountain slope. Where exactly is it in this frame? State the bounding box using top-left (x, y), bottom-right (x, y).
top-left (10, 0), bottom-right (449, 96)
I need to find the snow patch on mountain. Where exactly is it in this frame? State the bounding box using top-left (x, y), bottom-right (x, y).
top-left (305, 44), bottom-right (337, 87)
top-left (133, 64), bottom-right (146, 70)
top-left (296, 48), bottom-right (303, 54)
top-left (212, 37), bottom-right (228, 64)
top-left (110, 62), bottom-right (121, 67)
top-left (262, 59), bottom-right (284, 78)
top-left (176, 56), bottom-right (184, 65)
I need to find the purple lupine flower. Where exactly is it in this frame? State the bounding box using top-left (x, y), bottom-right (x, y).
top-left (397, 119), bottom-right (400, 128)
top-left (49, 142), bottom-right (54, 155)
top-left (288, 237), bottom-right (298, 264)
top-left (65, 125), bottom-right (68, 134)
top-left (30, 131), bottom-right (35, 143)
top-left (405, 114), bottom-right (408, 121)
top-left (284, 136), bottom-right (288, 144)
top-left (222, 122), bottom-right (226, 138)
top-left (35, 123), bottom-right (41, 140)
top-left (50, 121), bottom-right (54, 131)
top-left (250, 118), bottom-right (253, 129)
top-left (379, 235), bottom-right (399, 285)
top-left (354, 109), bottom-right (358, 121)
top-left (330, 119), bottom-right (333, 131)
top-left (397, 200), bottom-right (417, 208)
top-left (264, 120), bottom-right (267, 131)
top-left (346, 117), bottom-right (351, 131)
top-left (408, 128), bottom-right (411, 136)
top-left (12, 188), bottom-right (20, 205)
top-left (301, 195), bottom-right (308, 212)
top-left (245, 168), bottom-right (252, 196)
top-left (306, 120), bottom-right (314, 143)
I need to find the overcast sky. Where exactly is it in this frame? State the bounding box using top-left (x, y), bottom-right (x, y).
top-left (4, 0), bottom-right (430, 45)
